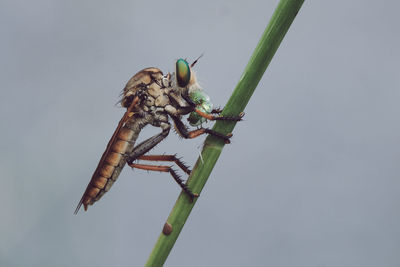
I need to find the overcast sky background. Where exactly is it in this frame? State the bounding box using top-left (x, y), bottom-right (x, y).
top-left (1, 0), bottom-right (399, 266)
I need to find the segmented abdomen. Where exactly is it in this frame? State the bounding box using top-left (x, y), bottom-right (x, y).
top-left (78, 123), bottom-right (139, 212)
top-left (76, 67), bottom-right (163, 213)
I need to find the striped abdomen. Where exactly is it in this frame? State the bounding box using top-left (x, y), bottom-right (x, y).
top-left (77, 122), bottom-right (140, 212)
top-left (76, 67), bottom-right (163, 213)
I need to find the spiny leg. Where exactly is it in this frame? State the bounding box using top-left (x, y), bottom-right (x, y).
top-left (128, 162), bottom-right (198, 199)
top-left (195, 109), bottom-right (244, 122)
top-left (138, 154), bottom-right (191, 174)
top-left (211, 108), bottom-right (223, 114)
top-left (184, 128), bottom-right (233, 143)
top-left (125, 123), bottom-right (197, 200)
top-left (127, 122), bottom-right (170, 163)
top-left (171, 115), bottom-right (233, 144)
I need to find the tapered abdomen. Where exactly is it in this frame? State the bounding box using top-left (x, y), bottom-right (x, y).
top-left (76, 67), bottom-right (163, 213)
top-left (76, 123), bottom-right (140, 212)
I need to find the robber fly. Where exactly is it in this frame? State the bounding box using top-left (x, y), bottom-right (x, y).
top-left (74, 58), bottom-right (243, 213)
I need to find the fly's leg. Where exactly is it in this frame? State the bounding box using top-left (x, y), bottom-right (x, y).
top-left (125, 123), bottom-right (198, 200)
top-left (138, 155), bottom-right (191, 174)
top-left (127, 122), bottom-right (170, 162)
top-left (179, 94), bottom-right (242, 120)
top-left (127, 162), bottom-right (198, 199)
top-left (171, 115), bottom-right (235, 144)
top-left (195, 109), bottom-right (244, 122)
top-left (211, 107), bottom-right (223, 114)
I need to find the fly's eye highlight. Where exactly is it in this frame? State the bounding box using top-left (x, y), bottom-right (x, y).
top-left (176, 59), bottom-right (190, 87)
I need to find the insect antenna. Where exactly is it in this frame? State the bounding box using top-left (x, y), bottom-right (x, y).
top-left (191, 53), bottom-right (204, 68)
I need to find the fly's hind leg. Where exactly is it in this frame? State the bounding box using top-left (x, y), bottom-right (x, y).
top-left (126, 123), bottom-right (198, 200)
top-left (138, 154), bottom-right (191, 174)
top-left (128, 161), bottom-right (198, 200)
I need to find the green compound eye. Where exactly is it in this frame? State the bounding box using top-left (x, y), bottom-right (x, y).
top-left (176, 59), bottom-right (191, 87)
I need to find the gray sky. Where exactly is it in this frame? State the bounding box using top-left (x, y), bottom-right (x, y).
top-left (1, 0), bottom-right (399, 266)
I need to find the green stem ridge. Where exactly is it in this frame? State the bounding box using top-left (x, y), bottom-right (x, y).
top-left (146, 0), bottom-right (304, 266)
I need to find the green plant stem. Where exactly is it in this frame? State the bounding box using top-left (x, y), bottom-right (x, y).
top-left (145, 0), bottom-right (304, 266)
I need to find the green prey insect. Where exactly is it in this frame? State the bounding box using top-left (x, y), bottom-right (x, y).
top-left (75, 58), bottom-right (243, 213)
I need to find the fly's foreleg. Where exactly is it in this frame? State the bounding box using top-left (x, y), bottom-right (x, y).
top-left (195, 109), bottom-right (244, 122)
top-left (171, 115), bottom-right (234, 144)
top-left (211, 108), bottom-right (223, 114)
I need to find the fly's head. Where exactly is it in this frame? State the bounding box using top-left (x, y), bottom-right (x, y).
top-left (172, 58), bottom-right (202, 96)
top-left (172, 58), bottom-right (214, 126)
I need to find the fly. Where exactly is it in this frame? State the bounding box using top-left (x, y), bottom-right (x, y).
top-left (75, 58), bottom-right (243, 213)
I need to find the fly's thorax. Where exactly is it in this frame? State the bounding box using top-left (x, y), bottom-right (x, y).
top-left (146, 81), bottom-right (170, 108)
top-left (121, 67), bottom-right (164, 108)
top-left (161, 73), bottom-right (171, 88)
